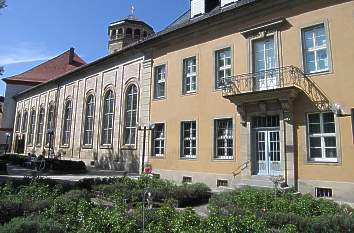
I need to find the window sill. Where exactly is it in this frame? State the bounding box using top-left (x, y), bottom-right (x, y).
top-left (305, 70), bottom-right (331, 77)
top-left (60, 145), bottom-right (70, 148)
top-left (151, 155), bottom-right (165, 159)
top-left (181, 91), bottom-right (197, 97)
top-left (153, 97), bottom-right (166, 101)
top-left (179, 157), bottom-right (197, 160)
top-left (213, 158), bottom-right (235, 161)
top-left (121, 145), bottom-right (137, 150)
top-left (100, 145), bottom-right (113, 149)
top-left (82, 145), bottom-right (93, 149)
top-left (307, 159), bottom-right (339, 165)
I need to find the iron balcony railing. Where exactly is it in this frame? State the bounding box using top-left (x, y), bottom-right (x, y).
top-left (221, 66), bottom-right (332, 111)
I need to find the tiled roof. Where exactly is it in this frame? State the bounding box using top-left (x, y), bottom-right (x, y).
top-left (4, 48), bottom-right (86, 84)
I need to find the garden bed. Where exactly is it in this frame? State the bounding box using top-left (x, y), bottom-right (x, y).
top-left (0, 177), bottom-right (353, 233)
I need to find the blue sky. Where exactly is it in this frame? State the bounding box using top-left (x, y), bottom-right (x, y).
top-left (0, 0), bottom-right (190, 96)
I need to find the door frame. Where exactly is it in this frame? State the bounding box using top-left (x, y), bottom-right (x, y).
top-left (253, 128), bottom-right (281, 176)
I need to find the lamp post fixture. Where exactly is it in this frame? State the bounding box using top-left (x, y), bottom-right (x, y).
top-left (138, 123), bottom-right (154, 174)
top-left (47, 129), bottom-right (54, 158)
top-left (4, 132), bottom-right (11, 156)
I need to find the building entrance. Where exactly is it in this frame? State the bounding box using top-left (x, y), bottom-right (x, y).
top-left (252, 115), bottom-right (281, 176)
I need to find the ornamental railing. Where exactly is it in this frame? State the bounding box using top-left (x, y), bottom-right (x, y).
top-left (221, 66), bottom-right (332, 111)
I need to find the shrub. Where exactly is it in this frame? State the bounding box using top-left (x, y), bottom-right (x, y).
top-left (47, 159), bottom-right (86, 173)
top-left (0, 154), bottom-right (27, 166)
top-left (0, 160), bottom-right (7, 174)
top-left (0, 216), bottom-right (65, 233)
top-left (171, 208), bottom-right (203, 233)
top-left (173, 183), bottom-right (211, 207)
top-left (0, 200), bottom-right (24, 224)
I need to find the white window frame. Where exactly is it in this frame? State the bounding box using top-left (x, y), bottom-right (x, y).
top-left (307, 112), bottom-right (337, 162)
top-left (183, 57), bottom-right (197, 94)
top-left (302, 24), bottom-right (329, 74)
top-left (15, 112), bottom-right (21, 132)
top-left (101, 91), bottom-right (114, 146)
top-left (62, 101), bottom-right (72, 146)
top-left (215, 48), bottom-right (232, 89)
top-left (28, 110), bottom-right (36, 145)
top-left (124, 85), bottom-right (138, 146)
top-left (36, 108), bottom-right (45, 146)
top-left (45, 105), bottom-right (55, 145)
top-left (84, 95), bottom-right (95, 146)
top-left (214, 118), bottom-right (234, 160)
top-left (181, 121), bottom-right (197, 159)
top-left (22, 110), bottom-right (28, 133)
top-left (154, 65), bottom-right (166, 99)
top-left (152, 123), bottom-right (165, 157)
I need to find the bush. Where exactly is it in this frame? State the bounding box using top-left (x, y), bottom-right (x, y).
top-left (173, 183), bottom-right (211, 207)
top-left (46, 159), bottom-right (86, 173)
top-left (0, 154), bottom-right (27, 166)
top-left (0, 216), bottom-right (65, 233)
top-left (0, 161), bottom-right (7, 174)
top-left (0, 200), bottom-right (24, 224)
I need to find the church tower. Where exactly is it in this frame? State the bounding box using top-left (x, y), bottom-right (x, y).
top-left (108, 6), bottom-right (154, 54)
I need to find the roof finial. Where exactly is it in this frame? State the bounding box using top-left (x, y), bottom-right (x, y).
top-left (131, 4), bottom-right (135, 16)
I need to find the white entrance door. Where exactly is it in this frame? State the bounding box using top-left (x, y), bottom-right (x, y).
top-left (253, 36), bottom-right (278, 91)
top-left (254, 130), bottom-right (281, 176)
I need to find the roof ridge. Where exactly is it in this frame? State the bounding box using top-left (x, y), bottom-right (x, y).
top-left (7, 48), bottom-right (74, 78)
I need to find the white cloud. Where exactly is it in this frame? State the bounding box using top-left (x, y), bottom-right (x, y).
top-left (0, 43), bottom-right (55, 66)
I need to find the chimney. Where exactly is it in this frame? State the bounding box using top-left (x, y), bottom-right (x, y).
top-left (69, 47), bottom-right (75, 65)
top-left (190, 0), bottom-right (220, 18)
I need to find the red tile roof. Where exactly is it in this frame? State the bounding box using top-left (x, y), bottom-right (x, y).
top-left (4, 48), bottom-right (86, 84)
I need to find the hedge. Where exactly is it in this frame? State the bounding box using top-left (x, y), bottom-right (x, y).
top-left (0, 161), bottom-right (7, 175)
top-left (0, 154), bottom-right (86, 173)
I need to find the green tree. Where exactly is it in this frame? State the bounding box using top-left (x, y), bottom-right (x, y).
top-left (0, 0), bottom-right (6, 9)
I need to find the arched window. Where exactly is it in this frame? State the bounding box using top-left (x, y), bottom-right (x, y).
top-left (22, 111), bottom-right (28, 133)
top-left (101, 90), bottom-right (114, 145)
top-left (36, 108), bottom-right (45, 146)
top-left (143, 31), bottom-right (148, 38)
top-left (28, 110), bottom-right (36, 145)
top-left (83, 94), bottom-right (95, 146)
top-left (117, 28), bottom-right (123, 37)
top-left (134, 29), bottom-right (141, 39)
top-left (15, 112), bottom-right (21, 132)
top-left (62, 100), bottom-right (72, 146)
top-left (126, 28), bottom-right (132, 38)
top-left (46, 105), bottom-right (55, 145)
top-left (111, 29), bottom-right (117, 40)
top-left (124, 85), bottom-right (138, 145)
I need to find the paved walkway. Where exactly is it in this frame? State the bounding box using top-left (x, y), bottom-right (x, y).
top-left (0, 164), bottom-right (139, 183)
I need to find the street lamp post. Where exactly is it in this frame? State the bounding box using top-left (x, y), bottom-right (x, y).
top-left (47, 129), bottom-right (54, 158)
top-left (4, 132), bottom-right (11, 156)
top-left (138, 123), bottom-right (154, 174)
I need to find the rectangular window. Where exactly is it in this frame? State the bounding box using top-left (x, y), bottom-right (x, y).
top-left (217, 179), bottom-right (229, 187)
top-left (182, 57), bottom-right (197, 94)
top-left (215, 48), bottom-right (232, 89)
top-left (181, 121), bottom-right (197, 159)
top-left (315, 187), bottom-right (332, 198)
top-left (302, 24), bottom-right (329, 74)
top-left (154, 65), bottom-right (166, 99)
top-left (152, 123), bottom-right (165, 157)
top-left (214, 119), bottom-right (233, 160)
top-left (182, 176), bottom-right (192, 184)
top-left (307, 112), bottom-right (337, 162)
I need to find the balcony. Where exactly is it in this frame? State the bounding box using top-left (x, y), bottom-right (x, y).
top-left (221, 66), bottom-right (332, 111)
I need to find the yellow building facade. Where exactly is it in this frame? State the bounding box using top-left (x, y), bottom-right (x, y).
top-left (149, 0), bottom-right (354, 203)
